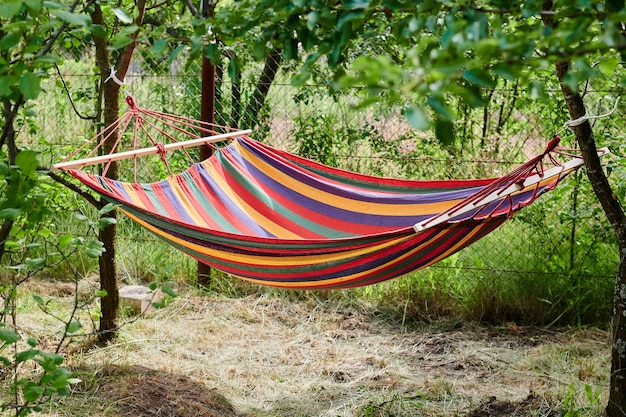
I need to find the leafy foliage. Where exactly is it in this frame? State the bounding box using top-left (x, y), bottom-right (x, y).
top-left (0, 154), bottom-right (106, 415)
top-left (204, 0), bottom-right (625, 143)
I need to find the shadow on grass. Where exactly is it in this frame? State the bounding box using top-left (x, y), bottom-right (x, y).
top-left (73, 364), bottom-right (244, 417)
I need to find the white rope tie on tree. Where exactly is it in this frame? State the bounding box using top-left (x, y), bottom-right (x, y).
top-left (564, 97), bottom-right (620, 128)
top-left (104, 67), bottom-right (125, 86)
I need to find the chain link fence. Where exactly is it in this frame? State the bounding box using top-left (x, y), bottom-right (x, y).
top-left (31, 57), bottom-right (625, 323)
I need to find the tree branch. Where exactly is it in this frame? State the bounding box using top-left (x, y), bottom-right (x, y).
top-left (114, 0), bottom-right (147, 81)
top-left (242, 48), bottom-right (283, 129)
top-left (47, 171), bottom-right (103, 209)
top-left (183, 0), bottom-right (200, 18)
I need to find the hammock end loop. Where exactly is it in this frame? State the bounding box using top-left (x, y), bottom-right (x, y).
top-left (126, 95), bottom-right (138, 110)
top-left (544, 135), bottom-right (560, 155)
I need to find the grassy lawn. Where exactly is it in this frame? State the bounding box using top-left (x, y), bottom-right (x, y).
top-left (1, 279), bottom-right (610, 417)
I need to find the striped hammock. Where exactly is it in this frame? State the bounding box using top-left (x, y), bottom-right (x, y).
top-left (54, 101), bottom-right (605, 289)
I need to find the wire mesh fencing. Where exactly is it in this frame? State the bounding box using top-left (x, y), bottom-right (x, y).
top-left (31, 58), bottom-right (625, 323)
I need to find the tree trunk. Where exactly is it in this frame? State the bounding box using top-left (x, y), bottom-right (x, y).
top-left (0, 101), bottom-right (17, 264)
top-left (554, 61), bottom-right (626, 417)
top-left (242, 48), bottom-right (282, 129)
top-left (97, 83), bottom-right (120, 342)
top-left (91, 0), bottom-right (146, 342)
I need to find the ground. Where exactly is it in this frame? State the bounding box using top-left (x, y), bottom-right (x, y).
top-left (18, 291), bottom-right (611, 416)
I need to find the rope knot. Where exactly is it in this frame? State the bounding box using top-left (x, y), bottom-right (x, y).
top-left (543, 135), bottom-right (561, 155)
top-left (155, 142), bottom-right (173, 176)
top-left (126, 95), bottom-right (137, 110)
top-left (155, 142), bottom-right (166, 160)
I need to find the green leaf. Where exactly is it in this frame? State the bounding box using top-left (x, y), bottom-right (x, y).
top-left (0, 75), bottom-right (19, 97)
top-left (15, 149), bottom-right (39, 174)
top-left (427, 97), bottom-right (454, 121)
top-left (290, 70), bottom-right (311, 87)
top-left (112, 7), bottom-right (133, 24)
top-left (109, 34), bottom-right (134, 50)
top-left (405, 105), bottom-right (430, 130)
top-left (0, 328), bottom-right (20, 344)
top-left (118, 25), bottom-right (139, 37)
top-left (0, 1), bottom-right (23, 19)
top-left (166, 45), bottom-right (184, 66)
top-left (25, 257), bottom-right (45, 270)
top-left (16, 349), bottom-right (38, 363)
top-left (150, 38), bottom-right (167, 56)
top-left (529, 81), bottom-right (548, 100)
top-left (50, 9), bottom-right (91, 26)
top-left (228, 58), bottom-right (240, 82)
top-left (435, 118), bottom-right (455, 146)
top-left (475, 38), bottom-right (499, 58)
top-left (43, 1), bottom-right (66, 9)
top-left (491, 63), bottom-right (517, 81)
top-left (522, 0), bottom-right (542, 17)
top-left (34, 54), bottom-right (61, 65)
top-left (462, 69), bottom-right (495, 87)
top-left (58, 234), bottom-right (73, 248)
top-left (51, 374), bottom-right (70, 389)
top-left (66, 321), bottom-right (82, 334)
top-left (337, 11), bottom-right (362, 28)
top-left (450, 84), bottom-right (487, 108)
top-left (203, 43), bottom-right (220, 64)
top-left (0, 355), bottom-right (10, 366)
top-left (95, 289), bottom-right (107, 297)
top-left (0, 30), bottom-right (22, 50)
top-left (39, 351), bottom-right (63, 365)
top-left (98, 216), bottom-right (117, 229)
top-left (32, 294), bottom-right (45, 305)
top-left (0, 208), bottom-right (22, 220)
top-left (161, 285), bottom-right (177, 298)
top-left (23, 382), bottom-right (44, 403)
top-left (344, 0), bottom-right (369, 10)
top-left (307, 10), bottom-right (320, 30)
top-left (84, 248), bottom-right (103, 258)
top-left (599, 57), bottom-right (621, 75)
top-left (253, 41), bottom-right (266, 60)
top-left (88, 24), bottom-right (107, 38)
top-left (24, 0), bottom-right (41, 13)
top-left (19, 73), bottom-right (41, 100)
top-left (23, 382), bottom-right (44, 402)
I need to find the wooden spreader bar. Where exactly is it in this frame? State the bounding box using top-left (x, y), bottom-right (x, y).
top-left (51, 129), bottom-right (252, 171)
top-left (413, 147), bottom-right (610, 232)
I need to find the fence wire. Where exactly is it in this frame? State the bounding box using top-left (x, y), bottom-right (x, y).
top-left (33, 59), bottom-right (624, 299)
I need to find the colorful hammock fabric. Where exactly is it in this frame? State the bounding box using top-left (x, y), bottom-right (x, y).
top-left (59, 129), bottom-right (591, 290)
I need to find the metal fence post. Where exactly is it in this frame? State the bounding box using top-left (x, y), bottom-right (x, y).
top-left (197, 0), bottom-right (217, 286)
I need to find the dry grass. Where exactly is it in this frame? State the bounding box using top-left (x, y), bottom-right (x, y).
top-left (12, 287), bottom-right (608, 417)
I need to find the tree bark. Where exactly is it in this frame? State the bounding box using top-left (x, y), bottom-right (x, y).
top-left (554, 61), bottom-right (626, 417)
top-left (91, 0), bottom-right (146, 343)
top-left (96, 81), bottom-right (121, 342)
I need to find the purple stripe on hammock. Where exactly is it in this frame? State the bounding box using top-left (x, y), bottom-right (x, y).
top-left (236, 139), bottom-right (484, 203)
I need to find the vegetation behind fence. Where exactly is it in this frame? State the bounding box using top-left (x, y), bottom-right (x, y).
top-left (28, 59), bottom-right (625, 327)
